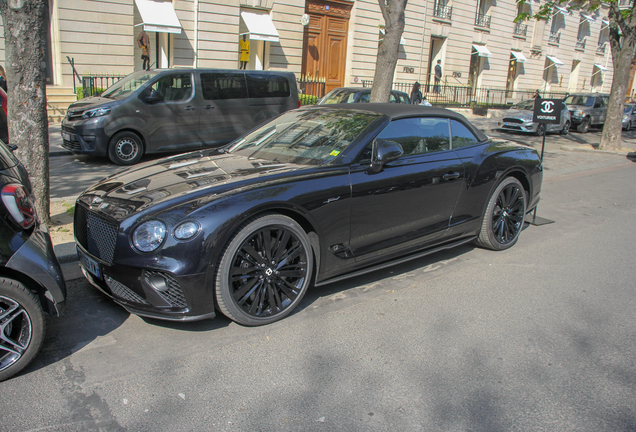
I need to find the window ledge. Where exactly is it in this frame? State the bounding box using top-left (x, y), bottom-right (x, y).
top-left (432, 17), bottom-right (452, 25)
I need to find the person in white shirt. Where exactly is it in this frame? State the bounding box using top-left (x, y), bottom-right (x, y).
top-left (420, 96), bottom-right (432, 106)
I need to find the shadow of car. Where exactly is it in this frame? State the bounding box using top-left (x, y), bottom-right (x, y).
top-left (0, 140), bottom-right (66, 381)
top-left (498, 99), bottom-right (571, 136)
top-left (317, 87), bottom-right (411, 105)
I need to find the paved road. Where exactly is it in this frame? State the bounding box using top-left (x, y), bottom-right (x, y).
top-left (3, 143), bottom-right (635, 431)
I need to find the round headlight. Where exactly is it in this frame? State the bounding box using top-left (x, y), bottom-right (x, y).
top-left (132, 220), bottom-right (166, 252)
top-left (174, 221), bottom-right (200, 240)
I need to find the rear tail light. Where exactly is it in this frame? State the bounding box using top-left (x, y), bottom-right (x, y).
top-left (2, 184), bottom-right (35, 228)
top-left (299, 100), bottom-right (301, 108)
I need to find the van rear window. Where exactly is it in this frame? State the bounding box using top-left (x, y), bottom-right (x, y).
top-left (246, 73), bottom-right (290, 98)
top-left (201, 73), bottom-right (248, 100)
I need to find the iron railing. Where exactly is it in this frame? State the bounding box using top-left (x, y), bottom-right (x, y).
top-left (549, 31), bottom-right (561, 43)
top-left (597, 44), bottom-right (606, 54)
top-left (82, 74), bottom-right (125, 98)
top-left (434, 4), bottom-right (453, 20)
top-left (475, 13), bottom-right (491, 28)
top-left (298, 76), bottom-right (326, 104)
top-left (576, 38), bottom-right (586, 49)
top-left (66, 57), bottom-right (82, 94)
top-left (513, 22), bottom-right (528, 36)
top-left (361, 80), bottom-right (568, 109)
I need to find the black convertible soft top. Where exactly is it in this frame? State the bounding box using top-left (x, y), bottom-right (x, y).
top-left (305, 103), bottom-right (489, 142)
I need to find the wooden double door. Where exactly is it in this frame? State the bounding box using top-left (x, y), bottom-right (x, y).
top-left (302, 0), bottom-right (351, 95)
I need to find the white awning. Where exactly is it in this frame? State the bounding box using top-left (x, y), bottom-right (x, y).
top-left (510, 51), bottom-right (527, 63)
top-left (581, 13), bottom-right (595, 23)
top-left (472, 44), bottom-right (492, 57)
top-left (555, 5), bottom-right (570, 16)
top-left (594, 64), bottom-right (608, 72)
top-left (546, 55), bottom-right (564, 66)
top-left (602, 18), bottom-right (610, 25)
top-left (134, 0), bottom-right (182, 34)
top-left (240, 11), bottom-right (280, 42)
top-left (379, 28), bottom-right (406, 45)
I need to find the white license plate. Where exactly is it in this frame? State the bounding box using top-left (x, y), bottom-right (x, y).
top-left (78, 248), bottom-right (101, 279)
top-left (62, 132), bottom-right (70, 141)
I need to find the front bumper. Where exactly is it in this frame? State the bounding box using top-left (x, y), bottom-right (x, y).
top-left (77, 244), bottom-right (216, 321)
top-left (498, 119), bottom-right (538, 133)
top-left (6, 224), bottom-right (67, 316)
top-left (61, 117), bottom-right (110, 157)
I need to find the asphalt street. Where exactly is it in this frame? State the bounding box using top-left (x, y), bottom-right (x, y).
top-left (2, 132), bottom-right (635, 431)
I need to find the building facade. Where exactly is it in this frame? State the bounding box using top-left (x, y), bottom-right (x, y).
top-left (0, 0), bottom-right (620, 103)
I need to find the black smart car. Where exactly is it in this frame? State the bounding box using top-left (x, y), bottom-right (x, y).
top-left (0, 141), bottom-right (66, 381)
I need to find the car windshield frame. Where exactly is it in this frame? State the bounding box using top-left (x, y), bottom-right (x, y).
top-left (318, 89), bottom-right (364, 105)
top-left (101, 70), bottom-right (162, 100)
top-left (564, 95), bottom-right (594, 107)
top-left (227, 108), bottom-right (384, 165)
top-left (624, 105), bottom-right (634, 113)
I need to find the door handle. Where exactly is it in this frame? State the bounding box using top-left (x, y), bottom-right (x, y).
top-left (443, 172), bottom-right (460, 181)
top-left (185, 106), bottom-right (196, 111)
top-left (205, 105), bottom-right (215, 110)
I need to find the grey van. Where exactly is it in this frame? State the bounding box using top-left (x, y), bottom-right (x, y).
top-left (61, 69), bottom-right (300, 165)
top-left (563, 93), bottom-right (609, 133)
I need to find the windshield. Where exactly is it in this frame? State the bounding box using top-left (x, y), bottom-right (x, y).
top-left (564, 95), bottom-right (594, 107)
top-left (228, 108), bottom-right (383, 165)
top-left (510, 100), bottom-right (535, 110)
top-left (318, 89), bottom-right (365, 104)
top-left (101, 70), bottom-right (161, 99)
top-left (625, 105), bottom-right (634, 113)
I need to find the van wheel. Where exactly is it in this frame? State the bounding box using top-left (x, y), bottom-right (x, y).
top-left (108, 131), bottom-right (144, 165)
top-left (0, 278), bottom-right (45, 382)
top-left (560, 120), bottom-right (570, 135)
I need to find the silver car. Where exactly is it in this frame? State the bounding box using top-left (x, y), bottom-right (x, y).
top-left (623, 104), bottom-right (636, 130)
top-left (498, 99), bottom-right (571, 135)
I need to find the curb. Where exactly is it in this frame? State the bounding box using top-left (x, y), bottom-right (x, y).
top-left (53, 242), bottom-right (77, 264)
top-left (50, 150), bottom-right (72, 157)
top-left (560, 145), bottom-right (635, 155)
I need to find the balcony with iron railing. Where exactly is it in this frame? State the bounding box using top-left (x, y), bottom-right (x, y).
top-left (576, 38), bottom-right (586, 50)
top-left (434, 4), bottom-right (453, 20)
top-left (513, 22), bottom-right (528, 36)
top-left (597, 44), bottom-right (606, 54)
top-left (549, 31), bottom-right (561, 44)
top-left (475, 13), bottom-right (491, 28)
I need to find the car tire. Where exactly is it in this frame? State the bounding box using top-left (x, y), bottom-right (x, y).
top-left (535, 123), bottom-right (546, 136)
top-left (215, 213), bottom-right (314, 326)
top-left (560, 120), bottom-right (570, 135)
top-left (577, 117), bottom-right (590, 133)
top-left (474, 177), bottom-right (527, 251)
top-left (0, 278), bottom-right (45, 382)
top-left (108, 131), bottom-right (144, 165)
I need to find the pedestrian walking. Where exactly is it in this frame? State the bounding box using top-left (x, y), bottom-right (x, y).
top-left (0, 65), bottom-right (7, 92)
top-left (410, 82), bottom-right (423, 105)
top-left (137, 31), bottom-right (151, 70)
top-left (433, 60), bottom-right (442, 93)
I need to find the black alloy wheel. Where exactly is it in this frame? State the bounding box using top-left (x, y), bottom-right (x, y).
top-left (577, 117), bottom-right (590, 133)
top-left (0, 278), bottom-right (45, 382)
top-left (561, 120), bottom-right (570, 135)
top-left (215, 214), bottom-right (313, 326)
top-left (108, 131), bottom-right (144, 165)
top-left (535, 123), bottom-right (546, 136)
top-left (475, 177), bottom-right (527, 251)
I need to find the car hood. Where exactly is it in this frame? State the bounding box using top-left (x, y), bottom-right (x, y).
top-left (67, 96), bottom-right (117, 113)
top-left (77, 149), bottom-right (312, 221)
top-left (567, 104), bottom-right (590, 111)
top-left (503, 109), bottom-right (533, 119)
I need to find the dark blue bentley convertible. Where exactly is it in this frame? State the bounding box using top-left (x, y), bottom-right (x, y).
top-left (74, 104), bottom-right (542, 326)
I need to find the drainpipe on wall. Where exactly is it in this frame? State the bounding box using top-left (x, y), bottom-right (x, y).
top-left (194, 0), bottom-right (199, 67)
top-left (417, 3), bottom-right (429, 84)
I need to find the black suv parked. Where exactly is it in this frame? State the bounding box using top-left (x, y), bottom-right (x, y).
top-left (0, 141), bottom-right (66, 381)
top-left (563, 93), bottom-right (609, 133)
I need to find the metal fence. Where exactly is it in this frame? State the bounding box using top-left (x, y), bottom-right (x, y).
top-left (298, 76), bottom-right (326, 104)
top-left (362, 80), bottom-right (568, 109)
top-left (82, 75), bottom-right (125, 97)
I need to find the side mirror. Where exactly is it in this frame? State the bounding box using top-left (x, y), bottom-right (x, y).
top-left (145, 90), bottom-right (164, 104)
top-left (369, 139), bottom-right (403, 174)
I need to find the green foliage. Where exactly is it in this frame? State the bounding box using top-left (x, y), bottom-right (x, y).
top-left (63, 202), bottom-right (74, 216)
top-left (76, 87), bottom-right (105, 100)
top-left (300, 94), bottom-right (319, 106)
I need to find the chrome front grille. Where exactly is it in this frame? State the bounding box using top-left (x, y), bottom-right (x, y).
top-left (75, 203), bottom-right (118, 265)
top-left (144, 271), bottom-right (188, 308)
top-left (502, 118), bottom-right (523, 124)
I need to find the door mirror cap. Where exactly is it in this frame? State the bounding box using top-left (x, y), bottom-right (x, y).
top-left (145, 90), bottom-right (164, 104)
top-left (369, 139), bottom-right (403, 173)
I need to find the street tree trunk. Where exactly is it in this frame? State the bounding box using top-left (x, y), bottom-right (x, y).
top-left (600, 3), bottom-right (636, 151)
top-left (370, 0), bottom-right (408, 103)
top-left (0, 0), bottom-right (50, 225)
